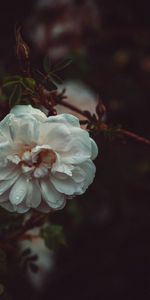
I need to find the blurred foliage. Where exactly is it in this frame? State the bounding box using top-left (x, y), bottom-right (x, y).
top-left (21, 248), bottom-right (39, 274)
top-left (0, 0), bottom-right (149, 299)
top-left (41, 224), bottom-right (66, 251)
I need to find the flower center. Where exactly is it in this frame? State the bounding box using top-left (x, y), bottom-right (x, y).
top-left (20, 145), bottom-right (57, 179)
top-left (37, 149), bottom-right (56, 166)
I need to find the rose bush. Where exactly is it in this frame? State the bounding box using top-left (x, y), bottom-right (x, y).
top-left (0, 105), bottom-right (98, 213)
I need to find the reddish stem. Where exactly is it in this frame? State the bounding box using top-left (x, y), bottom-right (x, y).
top-left (0, 213), bottom-right (47, 252)
top-left (118, 128), bottom-right (150, 146)
top-left (57, 99), bottom-right (88, 118)
top-left (59, 100), bottom-right (150, 146)
top-left (10, 213), bottom-right (47, 242)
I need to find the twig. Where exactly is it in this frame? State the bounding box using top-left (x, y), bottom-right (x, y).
top-left (57, 99), bottom-right (88, 118)
top-left (118, 128), bottom-right (150, 146)
top-left (59, 100), bottom-right (150, 146)
top-left (10, 213), bottom-right (47, 241)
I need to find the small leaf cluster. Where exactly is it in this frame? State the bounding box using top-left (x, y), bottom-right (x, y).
top-left (2, 76), bottom-right (36, 108)
top-left (1, 55), bottom-right (72, 112)
top-left (41, 224), bottom-right (66, 251)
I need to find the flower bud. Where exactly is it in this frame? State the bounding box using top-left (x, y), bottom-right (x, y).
top-left (16, 29), bottom-right (30, 75)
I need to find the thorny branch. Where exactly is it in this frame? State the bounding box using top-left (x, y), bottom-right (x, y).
top-left (58, 99), bottom-right (150, 146)
top-left (11, 212), bottom-right (48, 242)
top-left (0, 212), bottom-right (47, 252)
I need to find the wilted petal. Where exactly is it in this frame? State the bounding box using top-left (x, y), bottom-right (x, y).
top-left (31, 145), bottom-right (52, 163)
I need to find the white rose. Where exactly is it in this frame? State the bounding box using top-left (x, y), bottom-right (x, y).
top-left (0, 105), bottom-right (98, 213)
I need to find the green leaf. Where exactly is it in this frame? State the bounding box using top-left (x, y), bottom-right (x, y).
top-left (3, 76), bottom-right (22, 88)
top-left (4, 75), bottom-right (22, 82)
top-left (3, 76), bottom-right (36, 96)
top-left (9, 84), bottom-right (22, 108)
top-left (32, 69), bottom-right (57, 91)
top-left (3, 80), bottom-right (20, 88)
top-left (43, 55), bottom-right (52, 73)
top-left (41, 224), bottom-right (66, 251)
top-left (53, 57), bottom-right (72, 72)
top-left (33, 69), bottom-right (45, 82)
top-left (3, 79), bottom-right (19, 88)
top-left (43, 76), bottom-right (58, 91)
top-left (48, 72), bottom-right (63, 85)
top-left (21, 77), bottom-right (36, 90)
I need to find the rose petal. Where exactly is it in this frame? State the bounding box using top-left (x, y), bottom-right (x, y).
top-left (34, 166), bottom-right (48, 178)
top-left (9, 176), bottom-right (28, 205)
top-left (40, 123), bottom-right (71, 151)
top-left (10, 116), bottom-right (39, 144)
top-left (0, 138), bottom-right (12, 157)
top-left (0, 201), bottom-right (15, 212)
top-left (15, 202), bottom-right (30, 213)
top-left (90, 138), bottom-right (98, 160)
top-left (0, 170), bottom-right (20, 196)
top-left (80, 159), bottom-right (96, 192)
top-left (0, 114), bottom-right (14, 141)
top-left (26, 180), bottom-right (41, 208)
top-left (0, 190), bottom-right (10, 203)
top-left (46, 114), bottom-right (80, 127)
top-left (0, 164), bottom-right (17, 180)
top-left (71, 166), bottom-right (86, 183)
top-left (10, 105), bottom-right (47, 121)
top-left (40, 179), bottom-right (66, 209)
top-left (61, 128), bottom-right (92, 164)
top-left (51, 161), bottom-right (73, 177)
top-left (51, 174), bottom-right (83, 195)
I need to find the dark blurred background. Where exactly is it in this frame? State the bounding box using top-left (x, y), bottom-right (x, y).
top-left (0, 0), bottom-right (150, 299)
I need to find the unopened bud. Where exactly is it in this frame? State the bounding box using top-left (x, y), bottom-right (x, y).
top-left (96, 100), bottom-right (106, 119)
top-left (16, 28), bottom-right (30, 75)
